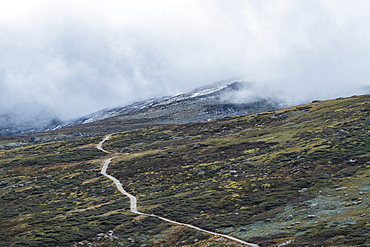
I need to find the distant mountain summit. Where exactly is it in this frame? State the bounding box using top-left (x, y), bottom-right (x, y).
top-left (63, 81), bottom-right (280, 128)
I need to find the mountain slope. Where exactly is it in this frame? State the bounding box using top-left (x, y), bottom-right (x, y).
top-left (0, 80), bottom-right (279, 138)
top-left (0, 94), bottom-right (369, 246)
top-left (64, 81), bottom-right (279, 127)
top-left (0, 81), bottom-right (280, 147)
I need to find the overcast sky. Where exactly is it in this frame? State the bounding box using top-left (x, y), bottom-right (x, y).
top-left (1, 0), bottom-right (370, 121)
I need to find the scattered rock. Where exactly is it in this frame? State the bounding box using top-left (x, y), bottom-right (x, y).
top-left (307, 215), bottom-right (316, 218)
top-left (335, 187), bottom-right (347, 191)
top-left (0, 181), bottom-right (10, 187)
top-left (278, 239), bottom-right (294, 246)
top-left (120, 147), bottom-right (132, 153)
top-left (270, 114), bottom-right (288, 119)
top-left (285, 215), bottom-right (293, 220)
top-left (193, 169), bottom-right (205, 175)
top-left (77, 240), bottom-right (95, 246)
top-left (97, 231), bottom-right (116, 241)
top-left (298, 188), bottom-right (309, 193)
top-left (323, 173), bottom-right (330, 178)
top-left (346, 201), bottom-right (362, 206)
top-left (193, 143), bottom-right (209, 148)
top-left (334, 129), bottom-right (346, 135)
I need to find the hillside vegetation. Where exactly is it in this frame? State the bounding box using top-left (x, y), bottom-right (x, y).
top-left (1, 94), bottom-right (369, 246)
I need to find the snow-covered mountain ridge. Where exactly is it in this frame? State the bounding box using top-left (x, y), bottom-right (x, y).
top-left (0, 80), bottom-right (281, 136)
top-left (63, 81), bottom-right (280, 128)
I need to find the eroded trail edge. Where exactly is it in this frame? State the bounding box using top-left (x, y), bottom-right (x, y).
top-left (98, 135), bottom-right (259, 247)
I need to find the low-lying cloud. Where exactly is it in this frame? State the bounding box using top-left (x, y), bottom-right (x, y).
top-left (1, 0), bottom-right (370, 122)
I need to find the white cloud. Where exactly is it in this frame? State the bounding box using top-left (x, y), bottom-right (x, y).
top-left (1, 0), bottom-right (370, 121)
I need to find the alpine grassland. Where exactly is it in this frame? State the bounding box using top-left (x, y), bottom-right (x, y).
top-left (1, 94), bottom-right (369, 246)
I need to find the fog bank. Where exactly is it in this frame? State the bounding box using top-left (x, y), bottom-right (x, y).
top-left (1, 0), bottom-right (370, 121)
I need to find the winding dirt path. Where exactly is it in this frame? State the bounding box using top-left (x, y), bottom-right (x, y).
top-left (98, 135), bottom-right (259, 247)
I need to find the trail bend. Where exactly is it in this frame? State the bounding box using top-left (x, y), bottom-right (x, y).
top-left (97, 135), bottom-right (259, 247)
